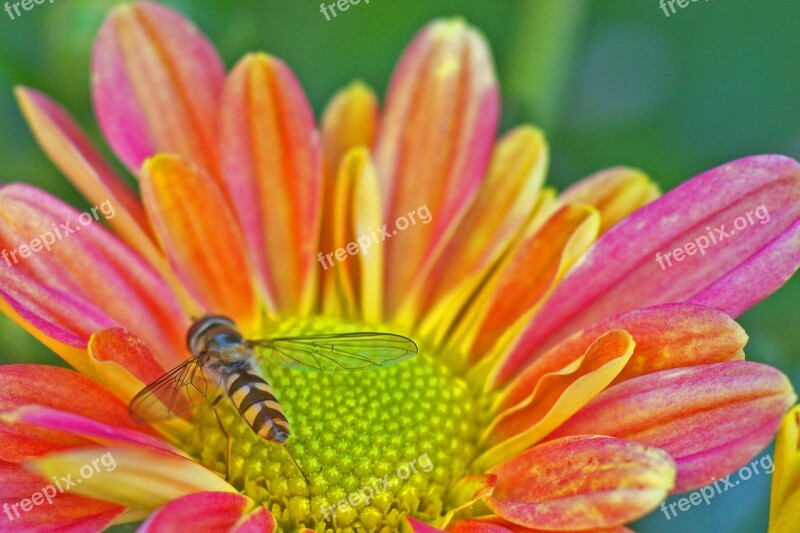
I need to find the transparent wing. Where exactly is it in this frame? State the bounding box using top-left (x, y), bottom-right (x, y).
top-left (128, 354), bottom-right (222, 423)
top-left (250, 332), bottom-right (418, 372)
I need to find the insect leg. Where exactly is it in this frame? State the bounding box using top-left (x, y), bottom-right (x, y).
top-left (284, 444), bottom-right (309, 485)
top-left (211, 394), bottom-right (232, 481)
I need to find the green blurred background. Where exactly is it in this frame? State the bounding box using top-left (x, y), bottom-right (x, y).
top-left (0, 1), bottom-right (797, 531)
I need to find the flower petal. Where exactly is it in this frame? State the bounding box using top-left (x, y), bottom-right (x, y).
top-left (450, 518), bottom-right (634, 533)
top-left (26, 446), bottom-right (236, 511)
top-left (0, 184), bottom-right (188, 368)
top-left (0, 461), bottom-right (124, 532)
top-left (498, 303), bottom-right (747, 410)
top-left (321, 81), bottom-right (379, 178)
top-left (138, 492), bottom-right (274, 533)
top-left (2, 406), bottom-right (172, 455)
top-left (558, 166), bottom-right (660, 233)
top-left (92, 1), bottom-right (225, 175)
top-left (459, 204), bottom-right (597, 362)
top-left (769, 405), bottom-right (800, 533)
top-left (475, 330), bottom-right (634, 470)
top-left (485, 435), bottom-right (675, 530)
top-left (498, 155), bottom-right (800, 382)
top-left (141, 155), bottom-right (258, 326)
top-left (0, 365), bottom-right (138, 462)
top-left (549, 362), bottom-right (797, 492)
top-left (219, 53), bottom-right (322, 313)
top-left (87, 327), bottom-right (167, 403)
top-left (319, 84), bottom-right (380, 317)
top-left (413, 127), bottom-right (548, 318)
top-left (14, 88), bottom-right (157, 257)
top-left (404, 516), bottom-right (444, 532)
top-left (0, 267), bottom-right (114, 351)
top-left (376, 19), bottom-right (500, 316)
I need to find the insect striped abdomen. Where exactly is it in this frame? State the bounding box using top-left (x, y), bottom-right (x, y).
top-left (225, 368), bottom-right (290, 443)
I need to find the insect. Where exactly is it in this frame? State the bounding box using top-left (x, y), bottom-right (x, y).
top-left (129, 315), bottom-right (418, 481)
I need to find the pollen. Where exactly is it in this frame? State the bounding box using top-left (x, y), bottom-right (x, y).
top-left (183, 315), bottom-right (492, 531)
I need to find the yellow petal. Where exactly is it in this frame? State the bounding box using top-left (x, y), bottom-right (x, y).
top-left (26, 446), bottom-right (236, 511)
top-left (558, 166), bottom-right (660, 233)
top-left (474, 330), bottom-right (635, 470)
top-left (769, 405), bottom-right (800, 533)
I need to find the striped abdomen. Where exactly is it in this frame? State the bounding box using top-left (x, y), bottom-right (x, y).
top-left (225, 367), bottom-right (290, 443)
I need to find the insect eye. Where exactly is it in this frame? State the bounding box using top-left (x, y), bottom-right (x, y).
top-left (186, 315), bottom-right (237, 352)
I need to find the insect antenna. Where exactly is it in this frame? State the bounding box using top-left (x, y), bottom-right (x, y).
top-left (284, 445), bottom-right (309, 485)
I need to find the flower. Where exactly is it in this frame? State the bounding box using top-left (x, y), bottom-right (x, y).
top-left (769, 405), bottom-right (800, 533)
top-left (1, 1), bottom-right (799, 532)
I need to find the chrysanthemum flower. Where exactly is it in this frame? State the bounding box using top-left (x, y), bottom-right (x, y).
top-left (1, 2), bottom-right (799, 532)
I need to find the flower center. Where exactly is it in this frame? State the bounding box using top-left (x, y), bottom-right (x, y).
top-left (182, 315), bottom-right (492, 531)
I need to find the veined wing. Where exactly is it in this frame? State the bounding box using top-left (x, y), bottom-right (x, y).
top-left (129, 354), bottom-right (221, 423)
top-left (250, 332), bottom-right (418, 372)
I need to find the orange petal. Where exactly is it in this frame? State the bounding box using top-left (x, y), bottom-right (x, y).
top-left (499, 303), bottom-right (747, 411)
top-left (219, 54), bottom-right (322, 313)
top-left (549, 362), bottom-right (797, 492)
top-left (141, 155), bottom-right (258, 326)
top-left (376, 19), bottom-right (499, 316)
top-left (87, 327), bottom-right (167, 404)
top-left (0, 365), bottom-right (138, 462)
top-left (92, 2), bottom-right (224, 176)
top-left (470, 204), bottom-right (599, 361)
top-left (559, 166), bottom-right (660, 233)
top-left (485, 435), bottom-right (676, 530)
top-left (475, 330), bottom-right (634, 469)
top-left (415, 127), bottom-right (548, 317)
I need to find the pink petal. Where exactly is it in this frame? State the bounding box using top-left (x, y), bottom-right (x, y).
top-left (548, 362), bottom-right (797, 492)
top-left (375, 19), bottom-right (499, 316)
top-left (405, 516), bottom-right (444, 532)
top-left (219, 54), bottom-right (322, 313)
top-left (3, 406), bottom-right (174, 455)
top-left (0, 267), bottom-right (115, 348)
top-left (15, 88), bottom-right (153, 248)
top-left (0, 184), bottom-right (189, 368)
top-left (92, 1), bottom-right (225, 175)
top-left (497, 155), bottom-right (800, 382)
top-left (138, 492), bottom-right (272, 533)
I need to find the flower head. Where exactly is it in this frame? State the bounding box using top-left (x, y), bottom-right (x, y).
top-left (1, 2), bottom-right (799, 532)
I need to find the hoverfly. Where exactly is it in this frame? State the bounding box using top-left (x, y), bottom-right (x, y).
top-left (129, 315), bottom-right (418, 480)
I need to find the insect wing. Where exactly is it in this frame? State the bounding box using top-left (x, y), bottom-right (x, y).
top-left (250, 332), bottom-right (418, 372)
top-left (129, 355), bottom-right (222, 423)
